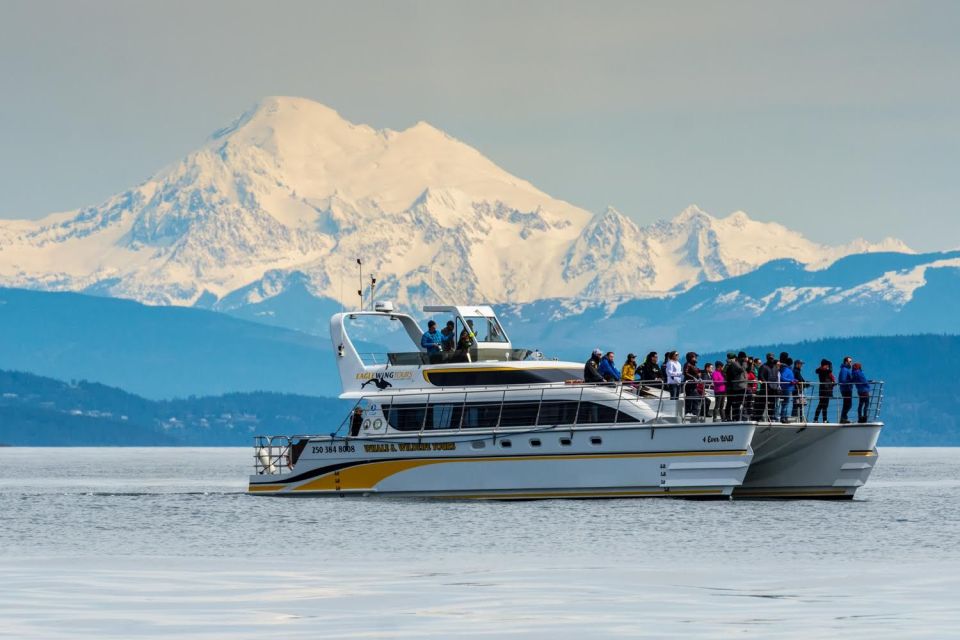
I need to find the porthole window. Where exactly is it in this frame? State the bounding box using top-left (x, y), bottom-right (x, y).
top-left (500, 439), bottom-right (512, 448)
top-left (559, 437), bottom-right (572, 446)
top-left (529, 438), bottom-right (542, 447)
top-left (471, 441), bottom-right (486, 450)
top-left (590, 436), bottom-right (602, 446)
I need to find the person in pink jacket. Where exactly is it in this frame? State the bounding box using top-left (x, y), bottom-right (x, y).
top-left (711, 360), bottom-right (727, 422)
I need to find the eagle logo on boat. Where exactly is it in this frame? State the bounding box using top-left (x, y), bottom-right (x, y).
top-left (361, 378), bottom-right (393, 390)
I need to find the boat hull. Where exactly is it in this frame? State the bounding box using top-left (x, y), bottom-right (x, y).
top-left (734, 422), bottom-right (882, 499)
top-left (248, 423), bottom-right (756, 499)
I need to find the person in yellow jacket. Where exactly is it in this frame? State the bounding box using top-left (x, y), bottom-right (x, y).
top-left (621, 353), bottom-right (638, 383)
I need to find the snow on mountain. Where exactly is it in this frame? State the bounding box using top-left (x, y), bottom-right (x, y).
top-left (0, 96), bottom-right (914, 309)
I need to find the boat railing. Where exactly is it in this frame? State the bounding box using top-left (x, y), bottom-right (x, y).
top-left (336, 378), bottom-right (885, 435)
top-left (357, 348), bottom-right (537, 366)
top-left (252, 435), bottom-right (292, 475)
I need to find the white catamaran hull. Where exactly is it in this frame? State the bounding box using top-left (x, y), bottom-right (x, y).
top-left (734, 422), bottom-right (882, 499)
top-left (249, 423), bottom-right (757, 499)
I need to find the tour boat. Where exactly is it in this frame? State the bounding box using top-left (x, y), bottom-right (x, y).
top-left (247, 302), bottom-right (882, 499)
top-left (248, 303), bottom-right (756, 498)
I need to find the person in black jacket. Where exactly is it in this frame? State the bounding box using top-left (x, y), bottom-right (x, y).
top-left (683, 352), bottom-right (703, 418)
top-left (723, 352), bottom-right (746, 421)
top-left (639, 351), bottom-right (662, 388)
top-left (757, 353), bottom-right (780, 421)
top-left (584, 348), bottom-right (604, 383)
top-left (791, 359), bottom-right (807, 419)
top-left (813, 359), bottom-right (836, 422)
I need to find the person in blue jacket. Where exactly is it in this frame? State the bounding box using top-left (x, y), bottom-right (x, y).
top-left (778, 358), bottom-right (796, 423)
top-left (598, 351), bottom-right (621, 383)
top-left (851, 362), bottom-right (872, 423)
top-left (420, 320), bottom-right (443, 359)
top-left (837, 356), bottom-right (854, 423)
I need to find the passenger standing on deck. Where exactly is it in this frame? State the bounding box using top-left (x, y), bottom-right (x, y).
top-left (711, 361), bottom-right (726, 421)
top-left (814, 359), bottom-right (835, 422)
top-left (639, 352), bottom-right (662, 387)
top-left (420, 321), bottom-right (443, 362)
top-left (440, 321), bottom-right (456, 352)
top-left (350, 407), bottom-right (364, 437)
top-left (599, 351), bottom-right (621, 383)
top-left (778, 358), bottom-right (796, 423)
top-left (683, 352), bottom-right (703, 418)
top-left (724, 352), bottom-right (746, 421)
top-left (852, 362), bottom-right (871, 423)
top-left (621, 353), bottom-right (638, 384)
top-left (665, 351), bottom-right (682, 399)
top-left (792, 359), bottom-right (807, 419)
top-left (838, 356), bottom-right (854, 423)
top-left (584, 348), bottom-right (604, 383)
top-left (758, 353), bottom-right (780, 421)
top-left (744, 360), bottom-right (758, 419)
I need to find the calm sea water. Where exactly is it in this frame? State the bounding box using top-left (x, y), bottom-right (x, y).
top-left (1, 447), bottom-right (958, 638)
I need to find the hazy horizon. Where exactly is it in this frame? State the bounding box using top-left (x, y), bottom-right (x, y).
top-left (1, 1), bottom-right (957, 251)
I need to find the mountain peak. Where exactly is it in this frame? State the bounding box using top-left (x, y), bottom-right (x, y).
top-left (673, 204), bottom-right (711, 225)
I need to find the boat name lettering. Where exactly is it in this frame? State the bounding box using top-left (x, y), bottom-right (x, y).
top-left (355, 371), bottom-right (413, 380)
top-left (363, 442), bottom-right (457, 453)
top-left (702, 434), bottom-right (735, 444)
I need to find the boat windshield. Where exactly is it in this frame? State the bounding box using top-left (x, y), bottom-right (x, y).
top-left (462, 315), bottom-right (508, 343)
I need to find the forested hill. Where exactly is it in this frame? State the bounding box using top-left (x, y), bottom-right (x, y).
top-left (1, 333), bottom-right (957, 446)
top-left (702, 334), bottom-right (960, 445)
top-left (0, 370), bottom-right (346, 446)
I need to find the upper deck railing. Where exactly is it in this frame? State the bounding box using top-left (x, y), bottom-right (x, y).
top-left (357, 348), bottom-right (537, 366)
top-left (335, 378), bottom-right (885, 434)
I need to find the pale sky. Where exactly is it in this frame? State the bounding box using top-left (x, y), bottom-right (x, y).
top-left (1, 0), bottom-right (957, 250)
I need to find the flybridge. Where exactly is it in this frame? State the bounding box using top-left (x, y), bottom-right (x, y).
top-left (329, 303), bottom-right (578, 398)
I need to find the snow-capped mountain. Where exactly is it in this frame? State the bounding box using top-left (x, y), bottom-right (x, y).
top-left (0, 96), bottom-right (911, 309)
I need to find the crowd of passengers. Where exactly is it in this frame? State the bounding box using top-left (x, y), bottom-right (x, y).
top-left (583, 349), bottom-right (874, 424)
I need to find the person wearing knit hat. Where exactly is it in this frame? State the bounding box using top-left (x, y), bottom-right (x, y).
top-left (583, 348), bottom-right (604, 383)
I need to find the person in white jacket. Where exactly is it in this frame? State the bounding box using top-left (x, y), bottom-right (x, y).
top-left (664, 351), bottom-right (683, 400)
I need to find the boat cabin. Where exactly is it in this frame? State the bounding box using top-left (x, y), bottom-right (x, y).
top-left (329, 302), bottom-right (583, 396)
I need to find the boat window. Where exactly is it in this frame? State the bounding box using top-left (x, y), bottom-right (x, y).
top-left (425, 368), bottom-right (581, 386)
top-left (499, 439), bottom-right (512, 448)
top-left (499, 403), bottom-right (541, 427)
top-left (559, 437), bottom-right (572, 446)
top-left (530, 438), bottom-right (541, 447)
top-left (384, 404), bottom-right (427, 431)
top-left (463, 316), bottom-right (508, 343)
top-left (383, 400), bottom-right (638, 431)
top-left (536, 401), bottom-right (638, 425)
top-left (471, 440), bottom-right (485, 449)
top-left (590, 436), bottom-right (603, 446)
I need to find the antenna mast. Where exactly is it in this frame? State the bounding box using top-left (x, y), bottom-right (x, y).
top-left (356, 258), bottom-right (363, 310)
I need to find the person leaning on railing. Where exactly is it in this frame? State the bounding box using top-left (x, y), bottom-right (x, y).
top-left (584, 348), bottom-right (604, 383)
top-left (838, 356), bottom-right (854, 423)
top-left (639, 352), bottom-right (662, 389)
top-left (852, 362), bottom-right (872, 423)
